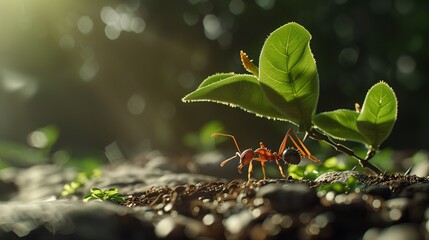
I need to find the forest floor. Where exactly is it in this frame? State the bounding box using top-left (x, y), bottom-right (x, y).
top-left (1, 151), bottom-right (429, 240)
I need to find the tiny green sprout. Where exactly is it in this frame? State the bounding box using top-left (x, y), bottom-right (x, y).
top-left (61, 181), bottom-right (81, 197)
top-left (61, 169), bottom-right (102, 197)
top-left (83, 188), bottom-right (126, 204)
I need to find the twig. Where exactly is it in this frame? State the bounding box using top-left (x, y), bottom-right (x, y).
top-left (307, 127), bottom-right (382, 175)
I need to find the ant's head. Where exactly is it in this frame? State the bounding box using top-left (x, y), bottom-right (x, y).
top-left (238, 149), bottom-right (254, 173)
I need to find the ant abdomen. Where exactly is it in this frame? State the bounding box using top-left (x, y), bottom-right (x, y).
top-left (282, 148), bottom-right (302, 165)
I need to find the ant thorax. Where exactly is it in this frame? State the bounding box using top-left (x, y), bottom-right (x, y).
top-left (282, 148), bottom-right (302, 165)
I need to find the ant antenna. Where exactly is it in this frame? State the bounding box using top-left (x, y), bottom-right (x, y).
top-left (211, 133), bottom-right (242, 153)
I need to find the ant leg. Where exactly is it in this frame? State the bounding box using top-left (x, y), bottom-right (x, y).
top-left (247, 160), bottom-right (254, 181)
top-left (307, 155), bottom-right (322, 163)
top-left (277, 129), bottom-right (291, 154)
top-left (252, 157), bottom-right (269, 179)
top-left (260, 161), bottom-right (266, 180)
top-left (275, 159), bottom-right (287, 178)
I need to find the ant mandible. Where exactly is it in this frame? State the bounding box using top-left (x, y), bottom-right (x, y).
top-left (211, 128), bottom-right (321, 181)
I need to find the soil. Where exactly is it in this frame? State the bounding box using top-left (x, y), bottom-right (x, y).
top-left (1, 151), bottom-right (429, 240)
top-left (122, 174), bottom-right (429, 239)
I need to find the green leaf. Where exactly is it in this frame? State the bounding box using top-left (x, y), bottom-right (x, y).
top-left (357, 82), bottom-right (398, 150)
top-left (90, 188), bottom-right (103, 197)
top-left (182, 73), bottom-right (288, 120)
top-left (312, 109), bottom-right (368, 144)
top-left (313, 82), bottom-right (397, 150)
top-left (83, 194), bottom-right (99, 202)
top-left (259, 22), bottom-right (319, 130)
top-left (105, 188), bottom-right (119, 197)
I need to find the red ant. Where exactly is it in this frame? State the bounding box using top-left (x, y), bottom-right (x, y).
top-left (211, 128), bottom-right (321, 181)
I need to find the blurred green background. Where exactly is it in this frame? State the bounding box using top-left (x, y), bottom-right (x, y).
top-left (0, 0), bottom-right (427, 168)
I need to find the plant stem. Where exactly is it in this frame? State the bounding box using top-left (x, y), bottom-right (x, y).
top-left (307, 127), bottom-right (382, 175)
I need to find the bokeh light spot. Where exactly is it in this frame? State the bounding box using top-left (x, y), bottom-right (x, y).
top-left (183, 11), bottom-right (199, 26)
top-left (80, 59), bottom-right (99, 81)
top-left (338, 47), bottom-right (359, 66)
top-left (77, 16), bottom-right (94, 34)
top-left (203, 14), bottom-right (222, 40)
top-left (101, 6), bottom-right (119, 25)
top-left (127, 94), bottom-right (146, 115)
top-left (59, 35), bottom-right (75, 49)
top-left (155, 218), bottom-right (175, 238)
top-left (395, 0), bottom-right (414, 14)
top-left (396, 55), bottom-right (416, 74)
top-left (202, 214), bottom-right (215, 226)
top-left (101, 5), bottom-right (145, 39)
top-left (229, 0), bottom-right (245, 15)
top-left (27, 131), bottom-right (49, 149)
top-left (131, 17), bottom-right (146, 33)
top-left (178, 71), bottom-right (196, 89)
top-left (334, 15), bottom-right (354, 42)
top-left (104, 24), bottom-right (121, 40)
top-left (255, 0), bottom-right (276, 10)
top-left (119, 13), bottom-right (132, 31)
top-left (0, 70), bottom-right (38, 98)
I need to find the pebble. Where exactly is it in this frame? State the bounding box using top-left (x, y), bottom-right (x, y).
top-left (366, 185), bottom-right (393, 199)
top-left (315, 170), bottom-right (369, 183)
top-left (256, 183), bottom-right (319, 213)
top-left (374, 223), bottom-right (423, 240)
top-left (155, 215), bottom-right (206, 239)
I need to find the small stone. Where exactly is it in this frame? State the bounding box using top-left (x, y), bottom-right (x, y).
top-left (224, 209), bottom-right (253, 234)
top-left (385, 198), bottom-right (409, 210)
top-left (256, 183), bottom-right (318, 213)
top-left (366, 185), bottom-right (392, 199)
top-left (399, 183), bottom-right (429, 198)
top-left (315, 170), bottom-right (368, 184)
top-left (374, 223), bottom-right (422, 240)
top-left (155, 215), bottom-right (206, 239)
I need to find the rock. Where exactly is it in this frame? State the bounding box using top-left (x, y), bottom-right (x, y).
top-left (11, 165), bottom-right (75, 201)
top-left (85, 163), bottom-right (222, 194)
top-left (154, 215), bottom-right (207, 239)
top-left (366, 185), bottom-right (393, 199)
top-left (315, 170), bottom-right (369, 184)
top-left (374, 223), bottom-right (423, 240)
top-left (398, 182), bottom-right (429, 198)
top-left (0, 167), bottom-right (18, 201)
top-left (256, 183), bottom-right (319, 213)
top-left (0, 199), bottom-right (156, 240)
top-left (223, 209), bottom-right (254, 235)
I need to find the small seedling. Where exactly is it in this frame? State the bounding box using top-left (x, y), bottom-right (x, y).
top-left (212, 128), bottom-right (320, 181)
top-left (183, 22), bottom-right (398, 175)
top-left (61, 169), bottom-right (101, 197)
top-left (83, 188), bottom-right (126, 204)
